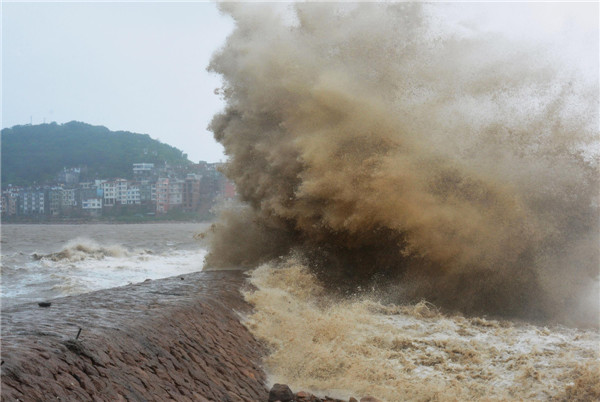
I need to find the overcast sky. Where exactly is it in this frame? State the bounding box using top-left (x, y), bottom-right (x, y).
top-left (2, 1), bottom-right (234, 162)
top-left (2, 2), bottom-right (597, 163)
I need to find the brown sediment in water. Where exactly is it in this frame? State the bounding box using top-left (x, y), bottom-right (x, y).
top-left (3, 265), bottom-right (595, 402)
top-left (205, 2), bottom-right (599, 326)
top-left (1, 271), bottom-right (268, 401)
top-left (242, 260), bottom-right (600, 401)
top-left (203, 4), bottom-right (599, 397)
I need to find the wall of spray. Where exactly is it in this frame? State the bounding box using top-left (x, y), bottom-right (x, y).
top-left (204, 3), bottom-right (599, 326)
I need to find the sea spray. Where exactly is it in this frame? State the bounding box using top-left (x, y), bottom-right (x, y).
top-left (205, 2), bottom-right (598, 325)
top-left (202, 5), bottom-right (599, 398)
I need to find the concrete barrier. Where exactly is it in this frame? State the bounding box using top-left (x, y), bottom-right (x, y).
top-left (1, 270), bottom-right (268, 401)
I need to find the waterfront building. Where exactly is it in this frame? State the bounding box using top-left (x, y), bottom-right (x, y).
top-left (62, 188), bottom-right (78, 207)
top-left (48, 188), bottom-right (63, 216)
top-left (102, 181), bottom-right (117, 206)
top-left (168, 179), bottom-right (183, 207)
top-left (116, 179), bottom-right (128, 199)
top-left (156, 178), bottom-right (170, 213)
top-left (138, 180), bottom-right (156, 204)
top-left (183, 174), bottom-right (202, 212)
top-left (18, 189), bottom-right (47, 215)
top-left (155, 178), bottom-right (184, 213)
top-left (81, 198), bottom-right (103, 216)
top-left (124, 186), bottom-right (141, 205)
top-left (1, 188), bottom-right (20, 216)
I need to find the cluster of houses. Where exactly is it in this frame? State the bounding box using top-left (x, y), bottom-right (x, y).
top-left (1, 162), bottom-right (236, 220)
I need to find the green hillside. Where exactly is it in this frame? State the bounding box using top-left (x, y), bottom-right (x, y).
top-left (1, 121), bottom-right (190, 186)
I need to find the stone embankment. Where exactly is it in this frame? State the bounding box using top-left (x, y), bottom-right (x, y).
top-left (1, 270), bottom-right (268, 401)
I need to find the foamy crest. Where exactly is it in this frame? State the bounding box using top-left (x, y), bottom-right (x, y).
top-left (33, 238), bottom-right (134, 262)
top-left (3, 237), bottom-right (207, 303)
top-left (243, 259), bottom-right (600, 401)
top-left (39, 246), bottom-right (206, 296)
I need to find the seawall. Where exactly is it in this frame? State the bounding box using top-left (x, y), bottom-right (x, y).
top-left (1, 270), bottom-right (269, 401)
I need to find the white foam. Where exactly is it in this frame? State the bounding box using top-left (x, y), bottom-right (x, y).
top-left (242, 259), bottom-right (600, 401)
top-left (2, 243), bottom-right (207, 305)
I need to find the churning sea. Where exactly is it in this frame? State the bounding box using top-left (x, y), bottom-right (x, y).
top-left (1, 223), bottom-right (209, 308)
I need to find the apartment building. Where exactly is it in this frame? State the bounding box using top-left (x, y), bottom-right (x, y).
top-left (48, 188), bottom-right (63, 215)
top-left (5, 194), bottom-right (18, 216)
top-left (168, 180), bottom-right (183, 207)
top-left (123, 186), bottom-right (141, 205)
top-left (19, 189), bottom-right (46, 215)
top-left (81, 197), bottom-right (102, 217)
top-left (2, 187), bottom-right (19, 217)
top-left (2, 161), bottom-right (229, 219)
top-left (155, 178), bottom-right (184, 213)
top-left (62, 188), bottom-right (78, 207)
top-left (138, 180), bottom-right (156, 203)
top-left (156, 178), bottom-right (170, 213)
top-left (102, 179), bottom-right (123, 206)
top-left (102, 181), bottom-right (117, 206)
top-left (82, 198), bottom-right (102, 209)
top-left (183, 174), bottom-right (202, 212)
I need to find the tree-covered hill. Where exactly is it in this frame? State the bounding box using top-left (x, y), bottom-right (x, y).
top-left (1, 121), bottom-right (191, 186)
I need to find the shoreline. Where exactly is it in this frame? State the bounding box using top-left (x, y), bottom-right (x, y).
top-left (1, 220), bottom-right (213, 225)
top-left (1, 270), bottom-right (269, 401)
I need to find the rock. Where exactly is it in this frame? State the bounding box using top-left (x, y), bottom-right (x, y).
top-left (296, 391), bottom-right (319, 401)
top-left (38, 302), bottom-right (52, 307)
top-left (349, 398), bottom-right (358, 402)
top-left (269, 383), bottom-right (295, 402)
top-left (360, 397), bottom-right (382, 402)
top-left (297, 391), bottom-right (310, 398)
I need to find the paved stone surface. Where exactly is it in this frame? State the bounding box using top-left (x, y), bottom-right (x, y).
top-left (1, 270), bottom-right (268, 401)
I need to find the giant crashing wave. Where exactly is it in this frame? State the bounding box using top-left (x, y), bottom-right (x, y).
top-left (203, 3), bottom-right (599, 327)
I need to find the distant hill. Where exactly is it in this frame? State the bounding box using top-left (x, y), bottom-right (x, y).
top-left (1, 121), bottom-right (191, 186)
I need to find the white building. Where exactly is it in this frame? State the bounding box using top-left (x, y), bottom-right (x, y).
top-left (123, 186), bottom-right (141, 205)
top-left (82, 197), bottom-right (102, 217)
top-left (133, 163), bottom-right (154, 175)
top-left (19, 190), bottom-right (46, 215)
top-left (102, 179), bottom-right (129, 206)
top-left (82, 198), bottom-right (103, 210)
top-left (116, 179), bottom-right (128, 202)
top-left (102, 181), bottom-right (117, 206)
top-left (168, 180), bottom-right (183, 206)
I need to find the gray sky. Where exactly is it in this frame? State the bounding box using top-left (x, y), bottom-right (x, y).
top-left (2, 1), bottom-right (233, 163)
top-left (2, 2), bottom-right (597, 163)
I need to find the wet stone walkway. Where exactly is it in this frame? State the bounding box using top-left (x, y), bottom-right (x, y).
top-left (1, 270), bottom-right (268, 401)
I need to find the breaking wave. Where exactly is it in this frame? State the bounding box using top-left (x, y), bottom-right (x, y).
top-left (33, 238), bottom-right (146, 262)
top-left (204, 2), bottom-right (599, 327)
